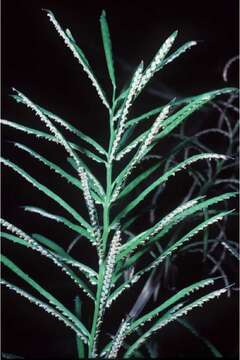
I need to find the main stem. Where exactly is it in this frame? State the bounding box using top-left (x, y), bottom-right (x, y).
top-left (88, 99), bottom-right (116, 357)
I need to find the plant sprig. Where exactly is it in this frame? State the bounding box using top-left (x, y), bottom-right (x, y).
top-left (1, 9), bottom-right (238, 359)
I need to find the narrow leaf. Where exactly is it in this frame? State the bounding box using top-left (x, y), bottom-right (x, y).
top-left (44, 10), bottom-right (110, 109)
top-left (177, 319), bottom-right (223, 357)
top-left (1, 255), bottom-right (90, 341)
top-left (11, 95), bottom-right (107, 156)
top-left (1, 157), bottom-right (91, 231)
top-left (130, 278), bottom-right (216, 332)
top-left (112, 153), bottom-right (228, 224)
top-left (75, 296), bottom-right (85, 358)
top-left (1, 279), bottom-right (86, 340)
top-left (118, 192), bottom-right (237, 260)
top-left (23, 206), bottom-right (94, 242)
top-left (100, 10), bottom-right (116, 88)
top-left (1, 224), bottom-right (94, 298)
top-left (124, 287), bottom-right (228, 357)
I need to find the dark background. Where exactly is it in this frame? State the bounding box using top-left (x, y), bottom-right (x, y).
top-left (1, 0), bottom-right (239, 359)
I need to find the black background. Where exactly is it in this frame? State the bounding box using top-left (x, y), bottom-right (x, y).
top-left (1, 0), bottom-right (239, 359)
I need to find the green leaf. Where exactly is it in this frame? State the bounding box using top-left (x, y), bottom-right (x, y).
top-left (117, 162), bottom-right (161, 200)
top-left (65, 28), bottom-right (90, 67)
top-left (11, 95), bottom-right (107, 156)
top-left (75, 296), bottom-right (85, 359)
top-left (1, 255), bottom-right (90, 341)
top-left (44, 10), bottom-right (110, 109)
top-left (1, 119), bottom-right (83, 153)
top-left (32, 233), bottom-right (67, 256)
top-left (155, 89), bottom-right (238, 140)
top-left (1, 157), bottom-right (91, 232)
top-left (133, 210), bottom-right (233, 279)
top-left (130, 278), bottom-right (216, 332)
top-left (112, 153), bottom-right (229, 224)
top-left (109, 210), bottom-right (232, 306)
top-left (136, 30), bottom-right (178, 94)
top-left (1, 231), bottom-right (65, 257)
top-left (122, 88), bottom-right (238, 169)
top-left (13, 142), bottom-right (102, 204)
top-left (118, 192), bottom-right (237, 260)
top-left (177, 319), bottom-right (223, 357)
top-left (126, 95), bottom-right (197, 127)
top-left (1, 279), bottom-right (87, 341)
top-left (1, 229), bottom-right (95, 298)
top-left (124, 286), bottom-right (228, 357)
top-left (67, 157), bottom-right (105, 200)
top-left (23, 206), bottom-right (93, 241)
top-left (118, 88), bottom-right (237, 170)
top-left (159, 40), bottom-right (197, 70)
top-left (115, 87), bottom-right (128, 104)
top-left (32, 233), bottom-right (97, 276)
top-left (100, 10), bottom-right (116, 88)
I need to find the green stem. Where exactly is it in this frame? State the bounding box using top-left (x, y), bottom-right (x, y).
top-left (75, 296), bottom-right (85, 359)
top-left (88, 261), bottom-right (106, 357)
top-left (88, 100), bottom-right (116, 357)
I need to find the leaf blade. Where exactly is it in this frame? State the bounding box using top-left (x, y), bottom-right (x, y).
top-left (100, 10), bottom-right (116, 88)
top-left (1, 255), bottom-right (90, 340)
top-left (1, 157), bottom-right (91, 232)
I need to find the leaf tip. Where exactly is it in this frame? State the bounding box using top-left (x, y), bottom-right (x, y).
top-left (101, 9), bottom-right (106, 18)
top-left (173, 30), bottom-right (179, 37)
top-left (42, 8), bottom-right (52, 14)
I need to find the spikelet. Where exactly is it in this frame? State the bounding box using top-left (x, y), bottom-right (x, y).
top-left (112, 153), bottom-right (228, 203)
top-left (12, 90), bottom-right (85, 174)
top-left (116, 93), bottom-right (212, 162)
top-left (1, 280), bottom-right (88, 343)
top-left (116, 104), bottom-right (170, 161)
top-left (111, 104), bottom-right (171, 201)
top-left (136, 31), bottom-right (178, 94)
top-left (45, 10), bottom-right (109, 109)
top-left (154, 288), bottom-right (227, 332)
top-left (24, 207), bottom-right (62, 222)
top-left (0, 219), bottom-right (94, 299)
top-left (109, 63), bottom-right (144, 162)
top-left (137, 212), bottom-right (228, 278)
top-left (53, 255), bottom-right (97, 284)
top-left (114, 211), bottom-right (230, 305)
top-left (14, 139), bottom-right (104, 199)
top-left (100, 230), bottom-right (122, 308)
top-left (92, 230), bottom-right (122, 356)
top-left (112, 108), bottom-right (122, 123)
top-left (126, 288), bottom-right (227, 356)
top-left (56, 256), bottom-right (97, 279)
top-left (141, 197), bottom-right (203, 247)
top-left (12, 89), bottom-right (101, 251)
top-left (12, 89), bottom-right (80, 165)
top-left (116, 102), bottom-right (170, 162)
top-left (132, 278), bottom-right (214, 331)
top-left (135, 104), bottom-right (170, 161)
top-left (79, 169), bottom-right (102, 257)
top-left (163, 41), bottom-right (197, 67)
top-left (108, 319), bottom-right (131, 358)
top-left (0, 119), bottom-right (60, 144)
